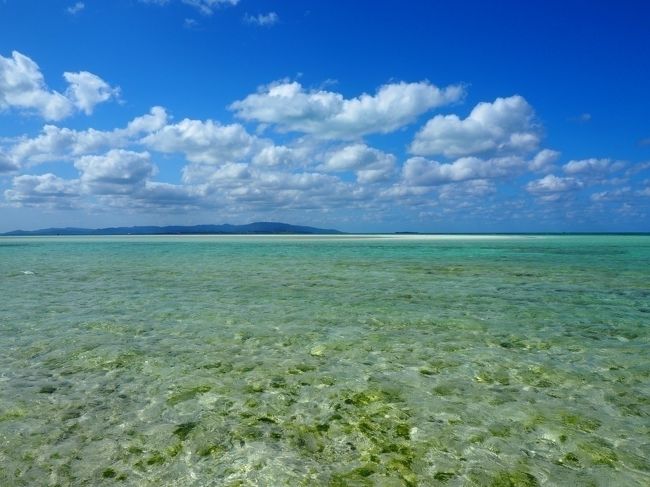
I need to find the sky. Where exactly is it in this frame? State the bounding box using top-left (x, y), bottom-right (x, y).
top-left (1, 0), bottom-right (649, 233)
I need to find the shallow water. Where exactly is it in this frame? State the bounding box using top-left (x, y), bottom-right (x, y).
top-left (1, 235), bottom-right (649, 486)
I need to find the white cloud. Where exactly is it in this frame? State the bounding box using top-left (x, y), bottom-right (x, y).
top-left (124, 106), bottom-right (169, 135)
top-left (133, 181), bottom-right (204, 208)
top-left (569, 113), bottom-right (592, 123)
top-left (230, 80), bottom-right (464, 139)
top-left (410, 95), bottom-right (540, 158)
top-left (1, 51), bottom-right (73, 120)
top-left (184, 18), bottom-right (199, 29)
top-left (438, 179), bottom-right (496, 201)
top-left (142, 118), bottom-right (259, 164)
top-left (0, 150), bottom-right (19, 173)
top-left (184, 162), bottom-right (251, 185)
top-left (64, 71), bottom-right (119, 115)
top-left (0, 51), bottom-right (117, 121)
top-left (67, 2), bottom-right (85, 15)
top-left (590, 187), bottom-right (632, 202)
top-left (7, 106), bottom-right (168, 167)
top-left (244, 12), bottom-right (279, 26)
top-left (4, 173), bottom-right (80, 208)
top-left (322, 144), bottom-right (396, 183)
top-left (402, 155), bottom-right (525, 186)
top-left (529, 149), bottom-right (560, 173)
top-left (182, 0), bottom-right (238, 15)
top-left (526, 174), bottom-right (583, 197)
top-left (562, 158), bottom-right (625, 175)
top-left (75, 150), bottom-right (156, 194)
top-left (251, 145), bottom-right (300, 167)
top-left (141, 0), bottom-right (239, 15)
top-left (625, 161), bottom-right (650, 176)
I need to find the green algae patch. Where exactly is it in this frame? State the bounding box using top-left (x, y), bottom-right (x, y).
top-left (560, 413), bottom-right (602, 432)
top-left (166, 443), bottom-right (183, 457)
top-left (433, 383), bottom-right (456, 396)
top-left (557, 452), bottom-right (581, 467)
top-left (578, 439), bottom-right (618, 466)
top-left (197, 444), bottom-right (226, 457)
top-left (343, 389), bottom-right (386, 407)
top-left (488, 422), bottom-right (513, 438)
top-left (489, 469), bottom-right (539, 486)
top-left (475, 369), bottom-right (510, 385)
top-left (173, 421), bottom-right (198, 440)
top-left (517, 366), bottom-right (557, 388)
top-left (144, 452), bottom-right (166, 466)
top-left (167, 385), bottom-right (212, 405)
top-left (0, 408), bottom-right (26, 421)
top-left (101, 468), bottom-right (116, 478)
top-left (434, 471), bottom-right (456, 481)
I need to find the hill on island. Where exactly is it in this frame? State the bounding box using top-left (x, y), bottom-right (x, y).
top-left (1, 222), bottom-right (344, 236)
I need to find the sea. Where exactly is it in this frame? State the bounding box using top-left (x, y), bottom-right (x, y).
top-left (0, 235), bottom-right (648, 486)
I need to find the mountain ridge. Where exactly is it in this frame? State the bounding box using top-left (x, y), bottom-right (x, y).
top-left (1, 222), bottom-right (344, 236)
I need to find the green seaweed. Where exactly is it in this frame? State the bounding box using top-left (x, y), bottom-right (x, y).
top-left (560, 413), bottom-right (601, 432)
top-left (166, 443), bottom-right (183, 457)
top-left (101, 468), bottom-right (116, 478)
top-left (145, 452), bottom-right (166, 466)
top-left (434, 471), bottom-right (456, 481)
top-left (489, 423), bottom-right (513, 438)
top-left (167, 385), bottom-right (212, 405)
top-left (197, 444), bottom-right (225, 457)
top-left (578, 439), bottom-right (618, 466)
top-left (173, 421), bottom-right (197, 440)
top-left (0, 408), bottom-right (26, 421)
top-left (489, 469), bottom-right (539, 486)
top-left (558, 452), bottom-right (580, 467)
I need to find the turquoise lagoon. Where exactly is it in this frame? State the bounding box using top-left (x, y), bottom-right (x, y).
top-left (0, 235), bottom-right (649, 486)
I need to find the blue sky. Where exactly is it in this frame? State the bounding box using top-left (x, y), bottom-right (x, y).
top-left (1, 0), bottom-right (649, 232)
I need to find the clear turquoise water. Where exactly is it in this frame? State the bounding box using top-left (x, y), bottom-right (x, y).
top-left (0, 235), bottom-right (648, 486)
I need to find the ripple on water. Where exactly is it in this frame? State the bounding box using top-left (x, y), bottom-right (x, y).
top-left (0, 235), bottom-right (649, 485)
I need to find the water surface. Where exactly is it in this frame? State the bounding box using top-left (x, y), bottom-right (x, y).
top-left (1, 235), bottom-right (649, 485)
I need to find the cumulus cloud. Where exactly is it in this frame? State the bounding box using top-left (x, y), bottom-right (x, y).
top-left (402, 155), bottom-right (525, 186)
top-left (142, 118), bottom-right (259, 164)
top-left (530, 149), bottom-right (560, 173)
top-left (132, 181), bottom-right (204, 209)
top-left (526, 174), bottom-right (583, 201)
top-left (244, 12), bottom-right (279, 26)
top-left (251, 145), bottom-right (300, 167)
top-left (322, 144), bottom-right (396, 183)
top-left (0, 51), bottom-right (117, 121)
top-left (437, 179), bottom-right (496, 201)
top-left (75, 150), bottom-right (156, 194)
top-left (4, 173), bottom-right (80, 208)
top-left (230, 80), bottom-right (464, 139)
top-left (410, 95), bottom-right (539, 158)
top-left (562, 158), bottom-right (625, 175)
top-left (2, 64), bottom-right (646, 227)
top-left (0, 150), bottom-right (19, 173)
top-left (590, 187), bottom-right (632, 202)
top-left (64, 71), bottom-right (120, 115)
top-left (6, 106), bottom-right (167, 167)
top-left (1, 51), bottom-right (73, 120)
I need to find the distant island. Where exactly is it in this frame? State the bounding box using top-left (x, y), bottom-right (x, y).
top-left (1, 222), bottom-right (344, 236)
